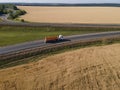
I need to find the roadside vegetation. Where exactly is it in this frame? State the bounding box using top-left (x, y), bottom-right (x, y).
top-left (0, 26), bottom-right (120, 46)
top-left (0, 4), bottom-right (26, 20)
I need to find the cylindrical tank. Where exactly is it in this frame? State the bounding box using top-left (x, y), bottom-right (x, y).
top-left (45, 36), bottom-right (58, 43)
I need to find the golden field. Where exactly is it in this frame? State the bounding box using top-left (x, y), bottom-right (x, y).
top-left (18, 6), bottom-right (120, 24)
top-left (0, 44), bottom-right (120, 90)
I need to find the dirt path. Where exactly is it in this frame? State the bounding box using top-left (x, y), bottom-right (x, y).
top-left (0, 44), bottom-right (120, 90)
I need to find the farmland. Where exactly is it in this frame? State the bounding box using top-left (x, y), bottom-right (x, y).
top-left (1, 26), bottom-right (120, 47)
top-left (0, 44), bottom-right (120, 90)
top-left (18, 6), bottom-right (120, 24)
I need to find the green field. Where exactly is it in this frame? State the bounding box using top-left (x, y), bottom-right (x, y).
top-left (0, 26), bottom-right (120, 46)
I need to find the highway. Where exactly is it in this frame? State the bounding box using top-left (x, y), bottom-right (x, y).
top-left (0, 31), bottom-right (120, 55)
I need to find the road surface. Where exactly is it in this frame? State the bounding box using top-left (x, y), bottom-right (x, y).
top-left (0, 14), bottom-right (19, 23)
top-left (0, 31), bottom-right (120, 55)
top-left (0, 14), bottom-right (10, 22)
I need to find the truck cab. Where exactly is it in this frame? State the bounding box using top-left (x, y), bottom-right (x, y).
top-left (58, 35), bottom-right (63, 40)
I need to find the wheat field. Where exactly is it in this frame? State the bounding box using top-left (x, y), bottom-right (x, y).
top-left (18, 6), bottom-right (120, 24)
top-left (0, 44), bottom-right (120, 90)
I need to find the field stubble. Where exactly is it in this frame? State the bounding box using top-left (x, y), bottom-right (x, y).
top-left (0, 44), bottom-right (120, 90)
top-left (18, 6), bottom-right (120, 24)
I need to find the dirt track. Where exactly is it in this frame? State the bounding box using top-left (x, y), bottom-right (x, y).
top-left (0, 44), bottom-right (120, 90)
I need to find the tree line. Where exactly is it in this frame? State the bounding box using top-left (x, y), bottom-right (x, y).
top-left (0, 4), bottom-right (26, 19)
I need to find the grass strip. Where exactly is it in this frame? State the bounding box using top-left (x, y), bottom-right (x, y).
top-left (0, 26), bottom-right (120, 46)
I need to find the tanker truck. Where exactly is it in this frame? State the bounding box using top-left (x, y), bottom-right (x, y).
top-left (44, 35), bottom-right (63, 43)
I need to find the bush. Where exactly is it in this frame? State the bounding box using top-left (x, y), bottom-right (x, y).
top-left (21, 19), bottom-right (25, 22)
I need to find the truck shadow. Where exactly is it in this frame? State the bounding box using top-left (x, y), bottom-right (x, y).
top-left (46, 39), bottom-right (71, 44)
top-left (55, 39), bottom-right (71, 43)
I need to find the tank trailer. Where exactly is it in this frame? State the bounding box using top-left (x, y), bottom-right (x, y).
top-left (45, 35), bottom-right (63, 43)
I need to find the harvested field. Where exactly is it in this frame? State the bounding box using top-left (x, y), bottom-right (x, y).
top-left (0, 44), bottom-right (120, 90)
top-left (18, 6), bottom-right (120, 24)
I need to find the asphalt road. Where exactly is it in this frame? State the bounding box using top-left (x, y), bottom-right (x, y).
top-left (0, 31), bottom-right (120, 55)
top-left (0, 14), bottom-right (10, 22)
top-left (0, 14), bottom-right (18, 23)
